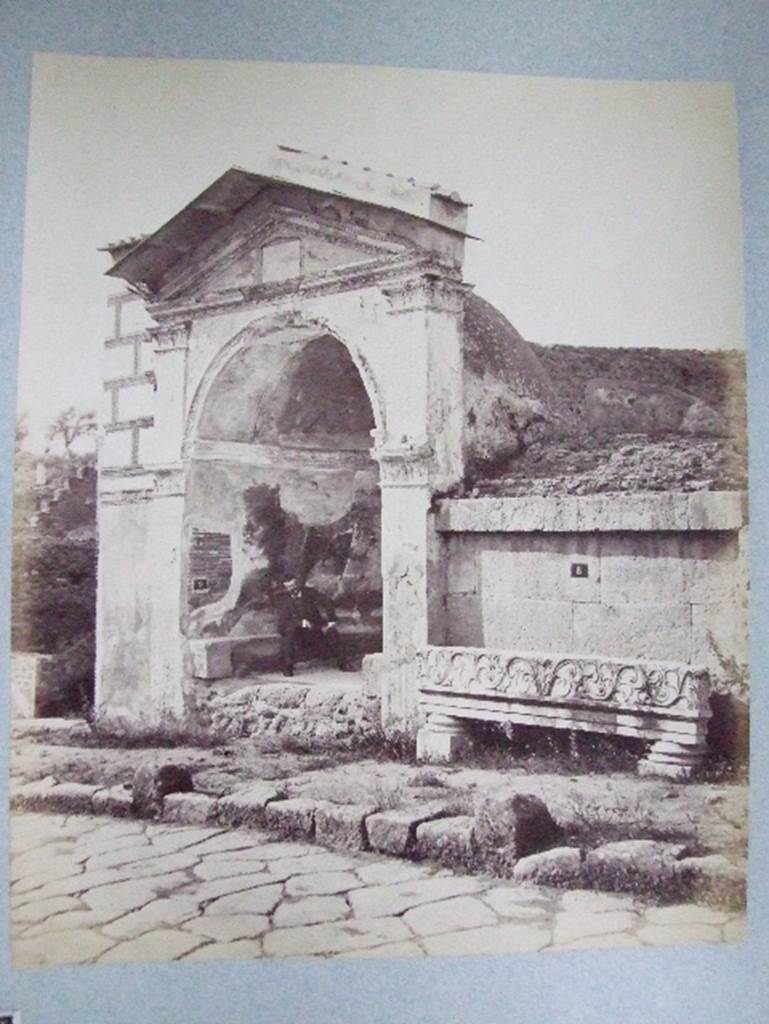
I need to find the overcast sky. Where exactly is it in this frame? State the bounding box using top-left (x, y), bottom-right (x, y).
top-left (16, 54), bottom-right (745, 450)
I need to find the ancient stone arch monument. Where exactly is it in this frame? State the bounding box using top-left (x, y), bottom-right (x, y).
top-left (97, 149), bottom-right (478, 727)
top-left (98, 148), bottom-right (746, 777)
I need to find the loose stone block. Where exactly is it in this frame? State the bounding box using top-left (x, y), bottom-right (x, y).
top-left (474, 792), bottom-right (562, 862)
top-left (43, 782), bottom-right (99, 814)
top-left (414, 816), bottom-right (475, 862)
top-left (314, 802), bottom-right (376, 851)
top-left (585, 840), bottom-right (688, 890)
top-left (674, 855), bottom-right (746, 906)
top-left (132, 762), bottom-right (194, 818)
top-left (512, 846), bottom-right (584, 886)
top-left (11, 776), bottom-right (58, 810)
top-left (188, 637), bottom-right (234, 680)
top-left (218, 782), bottom-right (283, 829)
top-left (264, 798), bottom-right (322, 840)
top-left (162, 792), bottom-right (220, 826)
top-left (92, 785), bottom-right (134, 817)
top-left (366, 802), bottom-right (450, 855)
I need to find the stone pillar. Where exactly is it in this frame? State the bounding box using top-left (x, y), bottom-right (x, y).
top-left (95, 468), bottom-right (188, 724)
top-left (364, 441), bottom-right (432, 727)
top-left (638, 740), bottom-right (708, 780)
top-left (416, 712), bottom-right (473, 763)
top-left (361, 271), bottom-right (468, 731)
top-left (145, 320), bottom-right (191, 465)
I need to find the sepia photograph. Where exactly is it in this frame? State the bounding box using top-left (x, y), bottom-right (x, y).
top-left (8, 52), bottom-right (749, 969)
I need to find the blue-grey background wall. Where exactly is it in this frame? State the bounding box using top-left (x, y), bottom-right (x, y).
top-left (1, 2), bottom-right (767, 1022)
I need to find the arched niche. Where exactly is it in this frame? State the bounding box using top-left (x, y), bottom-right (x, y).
top-left (183, 326), bottom-right (383, 673)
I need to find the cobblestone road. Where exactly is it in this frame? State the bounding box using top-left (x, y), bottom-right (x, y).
top-left (11, 812), bottom-right (746, 967)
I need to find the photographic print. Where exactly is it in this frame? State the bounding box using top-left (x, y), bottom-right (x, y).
top-left (9, 53), bottom-right (749, 968)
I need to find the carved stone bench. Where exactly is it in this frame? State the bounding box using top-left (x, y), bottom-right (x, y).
top-left (415, 645), bottom-right (712, 779)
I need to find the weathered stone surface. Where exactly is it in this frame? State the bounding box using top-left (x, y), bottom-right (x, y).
top-left (14, 927), bottom-right (116, 967)
top-left (14, 894), bottom-right (82, 925)
top-left (314, 802), bottom-right (375, 851)
top-left (99, 928), bottom-right (204, 964)
top-left (204, 884), bottom-right (284, 917)
top-left (414, 815), bottom-right (475, 862)
top-left (552, 909), bottom-right (639, 946)
top-left (93, 785), bottom-right (134, 817)
top-left (336, 940), bottom-right (425, 959)
top-left (348, 875), bottom-right (482, 919)
top-left (266, 851), bottom-right (359, 879)
top-left (479, 887), bottom-right (551, 920)
top-left (636, 922), bottom-right (723, 947)
top-left (512, 846), bottom-right (583, 886)
top-left (132, 763), bottom-right (194, 818)
top-left (39, 782), bottom-right (99, 814)
top-left (284, 871), bottom-right (361, 897)
top-left (182, 914), bottom-right (270, 942)
top-left (547, 932), bottom-right (644, 952)
top-left (272, 895), bottom-right (349, 928)
top-left (184, 939), bottom-right (263, 961)
top-left (366, 803), bottom-right (449, 855)
top-left (217, 782), bottom-right (282, 829)
top-left (585, 840), bottom-right (689, 889)
top-left (674, 854), bottom-right (747, 905)
top-left (264, 798), bottom-right (322, 840)
top-left (558, 889), bottom-right (637, 914)
top-left (193, 858), bottom-right (267, 881)
top-left (402, 895), bottom-right (497, 937)
top-left (474, 792), bottom-right (561, 862)
top-left (643, 904), bottom-right (729, 927)
top-left (354, 860), bottom-right (435, 886)
top-left (102, 896), bottom-right (201, 939)
top-left (262, 916), bottom-right (413, 958)
top-left (162, 793), bottom-right (219, 826)
top-left (11, 776), bottom-right (58, 810)
top-left (422, 922), bottom-right (551, 957)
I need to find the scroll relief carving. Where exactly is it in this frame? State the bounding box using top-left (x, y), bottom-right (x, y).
top-left (416, 646), bottom-right (711, 715)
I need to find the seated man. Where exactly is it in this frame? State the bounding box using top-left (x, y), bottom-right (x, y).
top-left (273, 575), bottom-right (351, 677)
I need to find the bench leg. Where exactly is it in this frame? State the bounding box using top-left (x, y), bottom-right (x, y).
top-left (638, 740), bottom-right (707, 780)
top-left (416, 713), bottom-right (472, 763)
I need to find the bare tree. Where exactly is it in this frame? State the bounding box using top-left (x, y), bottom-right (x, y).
top-left (46, 407), bottom-right (97, 457)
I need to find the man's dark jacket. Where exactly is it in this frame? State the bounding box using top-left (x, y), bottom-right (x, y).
top-left (274, 585), bottom-right (336, 635)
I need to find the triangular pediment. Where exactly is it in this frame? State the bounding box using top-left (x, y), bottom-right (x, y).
top-left (155, 189), bottom-right (412, 302)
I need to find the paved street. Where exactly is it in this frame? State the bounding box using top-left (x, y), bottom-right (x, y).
top-left (11, 812), bottom-right (746, 967)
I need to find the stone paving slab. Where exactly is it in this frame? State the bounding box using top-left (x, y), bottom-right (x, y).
top-left (10, 811), bottom-right (747, 969)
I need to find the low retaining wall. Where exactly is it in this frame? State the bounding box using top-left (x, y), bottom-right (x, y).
top-left (416, 644), bottom-right (712, 778)
top-left (437, 492), bottom-right (748, 696)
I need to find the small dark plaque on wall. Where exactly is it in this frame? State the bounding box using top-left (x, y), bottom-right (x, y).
top-left (0, 1014), bottom-right (17, 1023)
top-left (571, 562), bottom-right (589, 578)
top-left (193, 578), bottom-right (209, 591)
